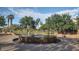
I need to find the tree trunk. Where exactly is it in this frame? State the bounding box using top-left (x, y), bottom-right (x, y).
top-left (47, 28), bottom-right (50, 39)
top-left (10, 19), bottom-right (12, 26)
top-left (8, 19), bottom-right (9, 27)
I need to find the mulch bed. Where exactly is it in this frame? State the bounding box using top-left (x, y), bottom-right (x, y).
top-left (13, 35), bottom-right (61, 44)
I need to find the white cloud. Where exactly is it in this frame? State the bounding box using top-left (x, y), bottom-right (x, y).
top-left (8, 8), bottom-right (52, 23)
top-left (56, 8), bottom-right (79, 18)
top-left (3, 7), bottom-right (79, 24)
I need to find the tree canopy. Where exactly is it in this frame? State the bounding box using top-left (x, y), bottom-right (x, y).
top-left (20, 16), bottom-right (41, 29)
top-left (40, 14), bottom-right (77, 34)
top-left (0, 16), bottom-right (5, 27)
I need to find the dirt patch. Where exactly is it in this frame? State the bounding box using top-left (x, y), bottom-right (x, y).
top-left (0, 34), bottom-right (19, 44)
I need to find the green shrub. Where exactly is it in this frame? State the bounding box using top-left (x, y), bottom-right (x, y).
top-left (14, 35), bottom-right (61, 43)
top-left (47, 35), bottom-right (60, 43)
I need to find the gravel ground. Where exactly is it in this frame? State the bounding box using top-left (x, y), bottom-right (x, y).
top-left (0, 37), bottom-right (79, 51)
top-left (0, 34), bottom-right (79, 51)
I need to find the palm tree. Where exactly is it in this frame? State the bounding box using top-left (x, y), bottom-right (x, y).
top-left (7, 14), bottom-right (14, 27)
top-left (6, 14), bottom-right (14, 32)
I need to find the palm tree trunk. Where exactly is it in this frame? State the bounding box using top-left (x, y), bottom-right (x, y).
top-left (9, 19), bottom-right (13, 32)
top-left (10, 19), bottom-right (12, 26)
top-left (8, 19), bottom-right (9, 27)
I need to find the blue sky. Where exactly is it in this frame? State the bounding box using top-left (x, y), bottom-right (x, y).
top-left (0, 7), bottom-right (79, 24)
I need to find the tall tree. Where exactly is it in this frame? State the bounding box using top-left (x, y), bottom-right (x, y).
top-left (35, 18), bottom-right (41, 29)
top-left (20, 16), bottom-right (41, 35)
top-left (46, 17), bottom-right (51, 38)
top-left (75, 16), bottom-right (79, 29)
top-left (20, 16), bottom-right (33, 28)
top-left (20, 16), bottom-right (35, 36)
top-left (45, 14), bottom-right (76, 37)
top-left (0, 16), bottom-right (5, 27)
top-left (20, 16), bottom-right (41, 29)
